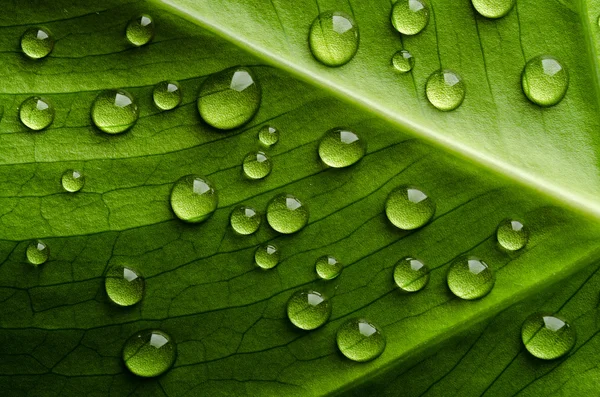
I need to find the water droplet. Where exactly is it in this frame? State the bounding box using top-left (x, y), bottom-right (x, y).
top-left (266, 194), bottom-right (309, 234)
top-left (243, 151), bottom-right (272, 180)
top-left (447, 257), bottom-right (495, 300)
top-left (522, 313), bottom-right (576, 360)
top-left (393, 257), bottom-right (430, 292)
top-left (287, 290), bottom-right (332, 330)
top-left (496, 219), bottom-right (528, 251)
top-left (198, 67), bottom-right (261, 130)
top-left (19, 97), bottom-right (54, 131)
top-left (126, 14), bottom-right (154, 47)
top-left (21, 27), bottom-right (54, 59)
top-left (318, 128), bottom-right (365, 168)
top-left (258, 125), bottom-right (280, 146)
top-left (170, 175), bottom-right (218, 223)
top-left (471, 0), bottom-right (515, 19)
top-left (105, 266), bottom-right (144, 306)
top-left (309, 11), bottom-right (359, 67)
top-left (315, 255), bottom-right (343, 280)
top-left (255, 244), bottom-right (280, 269)
top-left (123, 329), bottom-right (176, 377)
top-left (153, 80), bottom-right (182, 111)
top-left (426, 69), bottom-right (466, 111)
top-left (392, 50), bottom-right (414, 73)
top-left (521, 55), bottom-right (568, 107)
top-left (385, 186), bottom-right (435, 230)
top-left (391, 0), bottom-right (430, 35)
top-left (337, 319), bottom-right (386, 362)
top-left (91, 89), bottom-right (139, 134)
top-left (61, 169), bottom-right (85, 193)
top-left (230, 205), bottom-right (261, 235)
top-left (26, 240), bottom-right (49, 266)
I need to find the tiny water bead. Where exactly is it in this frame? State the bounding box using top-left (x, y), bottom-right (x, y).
top-left (471, 0), bottom-right (516, 19)
top-left (521, 55), bottom-right (568, 107)
top-left (123, 330), bottom-right (176, 377)
top-left (126, 14), bottom-right (154, 46)
top-left (91, 89), bottom-right (139, 134)
top-left (318, 128), bottom-right (365, 168)
top-left (391, 0), bottom-right (430, 36)
top-left (385, 186), bottom-right (435, 230)
top-left (287, 290), bottom-right (332, 330)
top-left (258, 125), bottom-right (280, 146)
top-left (309, 11), bottom-right (359, 67)
top-left (230, 206), bottom-right (261, 235)
top-left (170, 175), bottom-right (218, 223)
top-left (426, 69), bottom-right (466, 111)
top-left (496, 219), bottom-right (529, 251)
top-left (521, 313), bottom-right (576, 360)
top-left (153, 81), bottom-right (182, 110)
top-left (26, 240), bottom-right (49, 266)
top-left (61, 169), bottom-right (85, 193)
top-left (255, 244), bottom-right (280, 269)
top-left (105, 266), bottom-right (144, 307)
top-left (393, 257), bottom-right (430, 292)
top-left (198, 67), bottom-right (261, 130)
top-left (337, 319), bottom-right (386, 362)
top-left (242, 151), bottom-right (272, 180)
top-left (315, 255), bottom-right (343, 280)
top-left (392, 50), bottom-right (414, 73)
top-left (266, 194), bottom-right (309, 234)
top-left (19, 97), bottom-right (54, 131)
top-left (21, 27), bottom-right (54, 59)
top-left (447, 257), bottom-right (495, 300)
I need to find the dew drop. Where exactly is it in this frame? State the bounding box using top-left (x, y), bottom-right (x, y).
top-left (315, 255), bottom-right (343, 280)
top-left (392, 50), bottom-right (415, 73)
top-left (21, 27), bottom-right (54, 59)
top-left (126, 14), bottom-right (154, 47)
top-left (230, 205), bottom-right (261, 235)
top-left (198, 67), bottom-right (261, 130)
top-left (61, 169), bottom-right (85, 193)
top-left (266, 194), bottom-right (309, 234)
top-left (91, 89), bottom-right (139, 134)
top-left (105, 265), bottom-right (144, 307)
top-left (471, 0), bottom-right (515, 19)
top-left (258, 125), bottom-right (280, 147)
top-left (385, 185), bottom-right (435, 230)
top-left (255, 244), bottom-right (280, 270)
top-left (496, 219), bottom-right (528, 251)
top-left (309, 11), bottom-right (359, 67)
top-left (153, 80), bottom-right (182, 111)
top-left (123, 329), bottom-right (176, 377)
top-left (426, 69), bottom-right (465, 111)
top-left (391, 0), bottom-right (430, 36)
top-left (447, 257), bottom-right (495, 300)
top-left (394, 257), bottom-right (430, 292)
top-left (26, 240), bottom-right (49, 266)
top-left (19, 97), bottom-right (54, 131)
top-left (521, 55), bottom-right (568, 107)
top-left (318, 128), bottom-right (365, 168)
top-left (170, 175), bottom-right (218, 223)
top-left (337, 319), bottom-right (386, 362)
top-left (521, 313), bottom-right (576, 360)
top-left (243, 151), bottom-right (272, 180)
top-left (287, 290), bottom-right (332, 330)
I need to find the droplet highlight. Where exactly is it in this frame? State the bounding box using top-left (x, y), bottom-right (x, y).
top-left (243, 151), bottom-right (272, 180)
top-left (447, 257), bottom-right (495, 300)
top-left (392, 50), bottom-right (414, 73)
top-left (522, 55), bottom-right (568, 107)
top-left (287, 290), bottom-right (332, 330)
top-left (153, 80), bottom-right (182, 110)
top-left (91, 89), bottom-right (139, 134)
top-left (318, 128), bottom-right (365, 168)
top-left (522, 313), bottom-right (576, 360)
top-left (393, 257), bottom-right (430, 292)
top-left (19, 97), bottom-right (54, 131)
top-left (258, 125), bottom-right (280, 146)
top-left (255, 244), bottom-right (280, 270)
top-left (315, 255), bottom-right (343, 280)
top-left (105, 266), bottom-right (144, 307)
top-left (126, 14), bottom-right (154, 47)
top-left (391, 0), bottom-right (430, 36)
top-left (230, 206), bottom-right (261, 235)
top-left (337, 319), bottom-right (386, 362)
top-left (471, 0), bottom-right (515, 19)
top-left (426, 69), bottom-right (466, 111)
top-left (21, 27), bottom-right (54, 59)
top-left (309, 11), bottom-right (359, 67)
top-left (170, 175), bottom-right (218, 223)
top-left (385, 186), bottom-right (435, 230)
top-left (123, 329), bottom-right (176, 377)
top-left (496, 219), bottom-right (529, 251)
top-left (26, 240), bottom-right (49, 266)
top-left (61, 169), bottom-right (85, 193)
top-left (266, 194), bottom-right (309, 234)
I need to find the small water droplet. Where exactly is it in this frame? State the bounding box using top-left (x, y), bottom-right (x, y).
top-left (392, 50), bottom-right (414, 73)
top-left (385, 186), bottom-right (435, 230)
top-left (91, 89), bottom-right (139, 134)
top-left (170, 175), bottom-right (218, 223)
top-left (471, 0), bottom-right (515, 18)
top-left (496, 219), bottom-right (528, 251)
top-left (287, 290), bottom-right (332, 330)
top-left (337, 319), bottom-right (386, 362)
top-left (391, 0), bottom-right (430, 35)
top-left (21, 27), bottom-right (54, 59)
top-left (521, 55), bottom-right (568, 107)
top-left (447, 257), bottom-right (495, 300)
top-left (123, 329), bottom-right (176, 377)
top-left (61, 169), bottom-right (85, 193)
top-left (19, 97), bottom-right (54, 131)
top-left (258, 125), bottom-right (280, 146)
top-left (243, 151), bottom-right (272, 180)
top-left (126, 14), bottom-right (154, 46)
top-left (230, 206), bottom-right (261, 235)
top-left (309, 11), bottom-right (359, 67)
top-left (318, 128), bottom-right (365, 168)
top-left (266, 194), bottom-right (309, 234)
top-left (315, 255), bottom-right (343, 280)
top-left (153, 80), bottom-right (182, 110)
top-left (255, 244), bottom-right (280, 269)
top-left (198, 67), bottom-right (261, 130)
top-left (521, 313), bottom-right (576, 360)
top-left (26, 240), bottom-right (49, 266)
top-left (394, 257), bottom-right (430, 292)
top-left (426, 69), bottom-right (466, 111)
top-left (105, 265), bottom-right (144, 306)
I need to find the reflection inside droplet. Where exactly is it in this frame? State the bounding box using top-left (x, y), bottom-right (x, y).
top-left (332, 15), bottom-right (353, 34)
top-left (307, 292), bottom-right (325, 306)
top-left (359, 322), bottom-right (377, 337)
top-left (123, 268), bottom-right (138, 282)
top-left (115, 93), bottom-right (133, 108)
top-left (150, 332), bottom-right (168, 348)
top-left (543, 316), bottom-right (566, 332)
top-left (286, 198), bottom-right (302, 210)
top-left (542, 59), bottom-right (562, 76)
top-left (230, 71), bottom-right (254, 92)
top-left (193, 179), bottom-right (211, 194)
top-left (407, 188), bottom-right (428, 203)
top-left (468, 259), bottom-right (486, 275)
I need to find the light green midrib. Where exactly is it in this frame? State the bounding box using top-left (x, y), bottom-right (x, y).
top-left (153, 0), bottom-right (600, 221)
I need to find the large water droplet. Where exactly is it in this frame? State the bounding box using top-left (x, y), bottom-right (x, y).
top-left (496, 219), bottom-right (529, 251)
top-left (19, 97), bottom-right (54, 131)
top-left (170, 175), bottom-right (218, 223)
top-left (91, 89), bottom-right (139, 134)
top-left (153, 80), bottom-right (182, 111)
top-left (392, 50), bottom-right (415, 73)
top-left (126, 14), bottom-right (154, 47)
top-left (230, 206), bottom-right (261, 235)
top-left (243, 151), bottom-right (272, 180)
top-left (26, 240), bottom-right (49, 266)
top-left (61, 169), bottom-right (85, 193)
top-left (21, 27), bottom-right (54, 59)
top-left (391, 0), bottom-right (430, 35)
top-left (447, 257), bottom-right (495, 300)
top-left (309, 11), bottom-right (359, 67)
top-left (197, 67), bottom-right (261, 130)
top-left (266, 194), bottom-right (309, 234)
top-left (318, 128), bottom-right (365, 168)
top-left (337, 319), bottom-right (386, 362)
top-left (521, 55), bottom-right (568, 107)
top-left (123, 330), bottom-right (176, 377)
top-left (255, 244), bottom-right (280, 270)
top-left (522, 313), bottom-right (576, 360)
top-left (471, 0), bottom-right (515, 19)
top-left (426, 69), bottom-right (465, 111)
top-left (287, 290), bottom-right (332, 330)
top-left (315, 255), bottom-right (343, 280)
top-left (394, 257), bottom-right (430, 292)
top-left (105, 266), bottom-right (144, 306)
top-left (258, 125), bottom-right (280, 147)
top-left (385, 186), bottom-right (435, 230)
